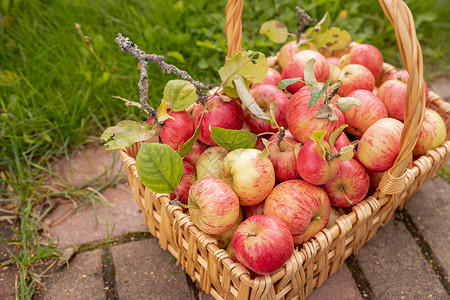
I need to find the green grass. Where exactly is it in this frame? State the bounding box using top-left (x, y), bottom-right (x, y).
top-left (438, 164), bottom-right (450, 183)
top-left (0, 0), bottom-right (448, 298)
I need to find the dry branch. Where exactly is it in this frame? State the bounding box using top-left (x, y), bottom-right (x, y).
top-left (115, 33), bottom-right (213, 120)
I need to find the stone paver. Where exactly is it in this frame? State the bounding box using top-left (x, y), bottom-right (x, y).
top-left (308, 264), bottom-right (362, 300)
top-left (0, 265), bottom-right (17, 300)
top-left (44, 183), bottom-right (147, 248)
top-left (51, 143), bottom-right (127, 189)
top-left (111, 239), bottom-right (195, 299)
top-left (36, 249), bottom-right (105, 300)
top-left (406, 176), bottom-right (450, 273)
top-left (355, 216), bottom-right (447, 299)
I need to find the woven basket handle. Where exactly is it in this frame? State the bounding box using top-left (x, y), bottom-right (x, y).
top-left (224, 0), bottom-right (426, 195)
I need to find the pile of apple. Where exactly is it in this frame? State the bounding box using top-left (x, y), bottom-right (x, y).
top-left (158, 42), bottom-right (447, 277)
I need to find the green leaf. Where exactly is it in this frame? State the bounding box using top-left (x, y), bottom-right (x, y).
top-left (218, 49), bottom-right (268, 94)
top-left (234, 76), bottom-right (270, 120)
top-left (269, 102), bottom-right (279, 129)
top-left (310, 130), bottom-right (329, 160)
top-left (309, 78), bottom-right (330, 107)
top-left (277, 77), bottom-right (304, 90)
top-left (136, 143), bottom-right (183, 194)
top-left (314, 13), bottom-right (331, 34)
top-left (336, 97), bottom-right (361, 111)
top-left (157, 101), bottom-right (175, 123)
top-left (260, 138), bottom-right (271, 157)
top-left (178, 112), bottom-right (203, 156)
top-left (330, 80), bottom-right (342, 90)
top-left (329, 124), bottom-right (348, 154)
top-left (304, 58), bottom-right (318, 89)
top-left (312, 27), bottom-right (352, 51)
top-left (339, 145), bottom-right (355, 161)
top-left (210, 127), bottom-right (256, 150)
top-left (112, 96), bottom-right (142, 109)
top-left (259, 20), bottom-right (289, 43)
top-left (311, 130), bottom-right (326, 145)
top-left (302, 27), bottom-right (317, 40)
top-left (101, 121), bottom-right (155, 150)
top-left (163, 79), bottom-right (198, 112)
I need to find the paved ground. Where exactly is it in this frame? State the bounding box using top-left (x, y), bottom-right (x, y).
top-left (0, 83), bottom-right (449, 299)
top-left (1, 141), bottom-right (448, 300)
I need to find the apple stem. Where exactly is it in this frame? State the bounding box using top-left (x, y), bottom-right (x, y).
top-left (324, 82), bottom-right (341, 105)
top-left (169, 200), bottom-right (198, 210)
top-left (244, 232), bottom-right (257, 237)
top-left (351, 140), bottom-right (360, 147)
top-left (180, 204), bottom-right (199, 210)
top-left (277, 127), bottom-right (286, 148)
top-left (340, 186), bottom-right (353, 205)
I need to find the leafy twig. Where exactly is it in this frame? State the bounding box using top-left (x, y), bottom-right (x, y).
top-left (295, 7), bottom-right (316, 43)
top-left (115, 33), bottom-right (213, 118)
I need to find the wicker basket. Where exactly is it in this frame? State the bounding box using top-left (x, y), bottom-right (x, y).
top-left (119, 0), bottom-right (450, 299)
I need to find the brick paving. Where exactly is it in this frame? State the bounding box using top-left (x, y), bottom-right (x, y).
top-left (1, 144), bottom-right (449, 299)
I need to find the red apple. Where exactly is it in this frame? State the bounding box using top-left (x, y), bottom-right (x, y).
top-left (160, 111), bottom-right (195, 150)
top-left (196, 146), bottom-right (229, 179)
top-left (267, 132), bottom-right (301, 182)
top-left (377, 79), bottom-right (408, 121)
top-left (190, 102), bottom-right (205, 121)
top-left (413, 108), bottom-right (447, 155)
top-left (327, 57), bottom-right (340, 66)
top-left (253, 135), bottom-right (267, 151)
top-left (297, 139), bottom-right (340, 185)
top-left (278, 41), bottom-right (300, 69)
top-left (357, 118), bottom-right (404, 172)
top-left (226, 241), bottom-right (234, 259)
top-left (188, 177), bottom-right (240, 235)
top-left (367, 170), bottom-right (385, 194)
top-left (334, 132), bottom-right (351, 152)
top-left (282, 50), bottom-right (330, 94)
top-left (329, 64), bottom-right (341, 84)
top-left (232, 215), bottom-right (294, 275)
top-left (195, 96), bottom-right (244, 146)
top-left (170, 160), bottom-right (197, 204)
top-left (286, 84), bottom-right (345, 144)
top-left (221, 149), bottom-right (275, 206)
top-left (322, 158), bottom-right (370, 207)
top-left (264, 179), bottom-right (331, 245)
top-left (385, 69), bottom-right (409, 82)
top-left (385, 69), bottom-right (429, 100)
top-left (252, 68), bottom-right (282, 88)
top-left (338, 53), bottom-right (351, 69)
top-left (244, 84), bottom-right (289, 134)
top-left (343, 89), bottom-right (388, 137)
top-left (242, 200), bottom-right (266, 219)
top-left (338, 64), bottom-right (375, 97)
top-left (349, 43), bottom-right (383, 78)
top-left (183, 141), bottom-right (207, 168)
top-left (212, 208), bottom-right (244, 249)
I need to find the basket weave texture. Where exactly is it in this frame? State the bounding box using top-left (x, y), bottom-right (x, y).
top-left (120, 0), bottom-right (450, 299)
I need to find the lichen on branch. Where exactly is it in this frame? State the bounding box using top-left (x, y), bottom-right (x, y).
top-left (115, 33), bottom-right (213, 119)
